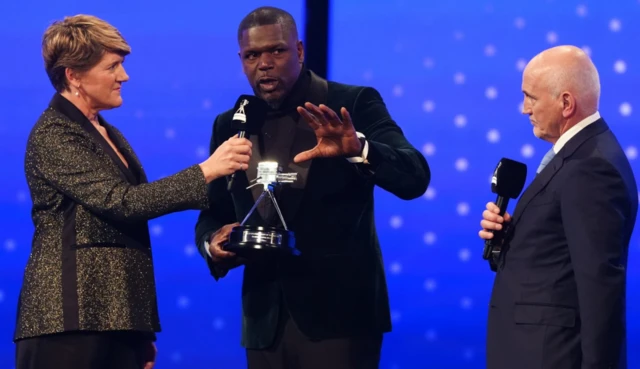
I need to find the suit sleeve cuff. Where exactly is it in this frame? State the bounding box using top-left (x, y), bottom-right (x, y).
top-left (346, 132), bottom-right (370, 165)
top-left (203, 239), bottom-right (213, 258)
top-left (202, 234), bottom-right (228, 280)
top-left (346, 132), bottom-right (369, 164)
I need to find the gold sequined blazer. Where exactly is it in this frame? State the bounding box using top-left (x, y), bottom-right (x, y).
top-left (14, 93), bottom-right (208, 342)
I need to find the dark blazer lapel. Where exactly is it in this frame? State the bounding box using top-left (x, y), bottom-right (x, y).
top-left (511, 154), bottom-right (564, 226)
top-left (286, 121), bottom-right (314, 189)
top-left (90, 125), bottom-right (137, 184)
top-left (102, 122), bottom-right (146, 185)
top-left (511, 118), bottom-right (609, 225)
top-left (226, 71), bottom-right (328, 226)
top-left (282, 71), bottom-right (329, 222)
top-left (48, 94), bottom-right (137, 185)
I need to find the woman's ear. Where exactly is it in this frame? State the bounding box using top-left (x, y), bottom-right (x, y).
top-left (65, 67), bottom-right (81, 90)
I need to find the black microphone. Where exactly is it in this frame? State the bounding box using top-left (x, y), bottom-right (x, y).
top-left (482, 158), bottom-right (528, 270)
top-left (226, 95), bottom-right (267, 191)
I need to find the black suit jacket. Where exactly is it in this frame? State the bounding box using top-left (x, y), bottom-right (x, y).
top-left (195, 71), bottom-right (430, 349)
top-left (487, 118), bottom-right (638, 369)
top-left (15, 93), bottom-right (209, 342)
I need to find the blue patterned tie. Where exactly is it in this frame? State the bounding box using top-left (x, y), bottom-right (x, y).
top-left (536, 148), bottom-right (556, 174)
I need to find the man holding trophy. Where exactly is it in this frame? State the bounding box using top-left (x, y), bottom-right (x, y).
top-left (194, 6), bottom-right (430, 369)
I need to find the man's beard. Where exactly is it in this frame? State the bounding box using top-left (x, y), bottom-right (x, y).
top-left (253, 86), bottom-right (285, 110)
top-left (265, 98), bottom-right (283, 110)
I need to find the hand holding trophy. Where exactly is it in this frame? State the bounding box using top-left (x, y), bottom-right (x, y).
top-left (223, 161), bottom-right (300, 258)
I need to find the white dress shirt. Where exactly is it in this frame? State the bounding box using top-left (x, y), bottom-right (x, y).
top-left (553, 111), bottom-right (601, 154)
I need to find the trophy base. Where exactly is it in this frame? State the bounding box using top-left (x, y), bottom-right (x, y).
top-left (222, 225), bottom-right (300, 258)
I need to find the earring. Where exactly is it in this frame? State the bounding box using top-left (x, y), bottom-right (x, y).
top-left (75, 91), bottom-right (79, 97)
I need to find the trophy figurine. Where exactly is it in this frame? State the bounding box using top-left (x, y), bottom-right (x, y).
top-left (223, 161), bottom-right (300, 257)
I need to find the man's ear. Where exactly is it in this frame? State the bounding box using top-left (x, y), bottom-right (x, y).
top-left (297, 40), bottom-right (304, 64)
top-left (561, 91), bottom-right (576, 118)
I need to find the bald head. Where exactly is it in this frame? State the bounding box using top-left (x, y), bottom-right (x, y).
top-left (524, 45), bottom-right (600, 114)
top-left (521, 45), bottom-right (602, 143)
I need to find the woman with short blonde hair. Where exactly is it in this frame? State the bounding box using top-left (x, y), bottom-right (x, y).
top-left (42, 14), bottom-right (132, 92)
top-left (14, 14), bottom-right (252, 369)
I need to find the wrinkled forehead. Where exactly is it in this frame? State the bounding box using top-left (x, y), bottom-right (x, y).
top-left (522, 63), bottom-right (548, 90)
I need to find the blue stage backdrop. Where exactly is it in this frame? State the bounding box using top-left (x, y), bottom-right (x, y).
top-left (0, 1), bottom-right (639, 368)
top-left (329, 1), bottom-right (640, 367)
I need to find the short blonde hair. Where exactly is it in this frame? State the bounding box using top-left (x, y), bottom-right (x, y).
top-left (42, 14), bottom-right (131, 92)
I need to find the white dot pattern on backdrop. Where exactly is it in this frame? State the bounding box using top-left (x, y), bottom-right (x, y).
top-left (4, 239), bottom-right (16, 252)
top-left (576, 4), bottom-right (588, 17)
top-left (390, 262), bottom-right (402, 274)
top-left (614, 60), bottom-right (627, 74)
top-left (620, 102), bottom-right (633, 117)
top-left (610, 18), bottom-right (622, 32)
top-left (422, 142), bottom-right (436, 156)
top-left (177, 296), bottom-right (190, 309)
top-left (390, 216), bottom-right (403, 229)
top-left (423, 232), bottom-right (437, 246)
top-left (454, 114), bottom-right (467, 128)
top-left (521, 144), bottom-right (535, 158)
top-left (485, 86), bottom-right (498, 100)
top-left (423, 100), bottom-right (435, 112)
top-left (213, 317), bottom-right (225, 330)
top-left (392, 85), bottom-right (404, 97)
top-left (459, 248), bottom-right (472, 262)
top-left (487, 129), bottom-right (501, 143)
top-left (626, 146), bottom-right (638, 160)
top-left (425, 329), bottom-right (437, 342)
top-left (484, 44), bottom-right (496, 57)
top-left (184, 244), bottom-right (197, 257)
top-left (424, 279), bottom-right (437, 292)
top-left (0, 2), bottom-right (638, 368)
top-left (16, 191), bottom-right (27, 202)
top-left (423, 187), bottom-right (437, 200)
top-left (326, 4), bottom-right (640, 367)
top-left (150, 225), bottom-right (163, 237)
top-left (457, 202), bottom-right (470, 216)
top-left (455, 158), bottom-right (469, 171)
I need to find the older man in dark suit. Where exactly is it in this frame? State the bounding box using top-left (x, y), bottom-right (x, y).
top-left (479, 45), bottom-right (638, 369)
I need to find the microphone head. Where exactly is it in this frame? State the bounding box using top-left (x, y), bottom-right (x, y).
top-left (231, 95), bottom-right (268, 130)
top-left (491, 158), bottom-right (528, 199)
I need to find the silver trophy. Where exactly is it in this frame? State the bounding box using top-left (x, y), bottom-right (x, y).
top-left (223, 161), bottom-right (300, 257)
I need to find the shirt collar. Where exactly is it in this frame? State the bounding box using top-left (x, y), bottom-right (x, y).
top-left (553, 111), bottom-right (601, 154)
